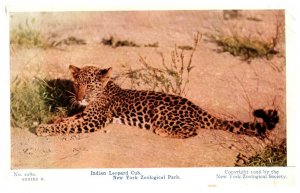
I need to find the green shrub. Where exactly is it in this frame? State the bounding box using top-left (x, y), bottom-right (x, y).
top-left (235, 141), bottom-right (287, 167)
top-left (210, 35), bottom-right (278, 60)
top-left (10, 18), bottom-right (48, 48)
top-left (10, 18), bottom-right (86, 49)
top-left (10, 76), bottom-right (80, 130)
top-left (245, 142), bottom-right (287, 166)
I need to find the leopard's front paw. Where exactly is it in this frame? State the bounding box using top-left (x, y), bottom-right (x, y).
top-left (36, 124), bottom-right (52, 137)
top-left (47, 116), bottom-right (65, 124)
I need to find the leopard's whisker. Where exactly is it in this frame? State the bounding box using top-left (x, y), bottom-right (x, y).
top-left (67, 90), bottom-right (75, 96)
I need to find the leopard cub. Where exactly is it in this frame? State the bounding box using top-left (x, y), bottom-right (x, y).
top-left (36, 65), bottom-right (279, 139)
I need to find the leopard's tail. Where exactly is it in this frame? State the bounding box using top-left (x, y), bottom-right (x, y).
top-left (212, 109), bottom-right (279, 138)
top-left (252, 109), bottom-right (279, 131)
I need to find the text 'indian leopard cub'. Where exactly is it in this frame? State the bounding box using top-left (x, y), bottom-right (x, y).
top-left (36, 65), bottom-right (279, 139)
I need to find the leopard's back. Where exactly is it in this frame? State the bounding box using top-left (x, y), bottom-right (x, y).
top-left (109, 88), bottom-right (202, 138)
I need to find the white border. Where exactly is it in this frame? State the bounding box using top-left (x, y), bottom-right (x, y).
top-left (4, 0), bottom-right (288, 11)
top-left (1, 0), bottom-right (299, 193)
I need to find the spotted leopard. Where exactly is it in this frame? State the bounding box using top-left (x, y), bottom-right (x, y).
top-left (36, 65), bottom-right (279, 138)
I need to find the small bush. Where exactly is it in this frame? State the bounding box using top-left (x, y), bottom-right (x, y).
top-left (10, 77), bottom-right (80, 130)
top-left (101, 36), bottom-right (159, 48)
top-left (11, 77), bottom-right (58, 129)
top-left (10, 18), bottom-right (48, 48)
top-left (102, 36), bottom-right (140, 47)
top-left (144, 42), bottom-right (159, 48)
top-left (50, 36), bottom-right (86, 47)
top-left (209, 13), bottom-right (283, 61)
top-left (10, 18), bottom-right (86, 49)
top-left (120, 33), bottom-right (201, 96)
top-left (235, 141), bottom-right (287, 167)
top-left (210, 35), bottom-right (278, 60)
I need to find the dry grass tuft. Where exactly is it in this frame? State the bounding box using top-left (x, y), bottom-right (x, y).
top-left (120, 32), bottom-right (201, 96)
top-left (101, 36), bottom-right (159, 48)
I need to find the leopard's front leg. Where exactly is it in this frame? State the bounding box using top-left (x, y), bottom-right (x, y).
top-left (36, 118), bottom-right (83, 136)
top-left (36, 104), bottom-right (111, 136)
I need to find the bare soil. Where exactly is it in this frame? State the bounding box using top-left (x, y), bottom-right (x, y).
top-left (10, 10), bottom-right (286, 168)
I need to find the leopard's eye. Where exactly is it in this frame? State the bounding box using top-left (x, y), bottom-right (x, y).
top-left (86, 85), bottom-right (92, 89)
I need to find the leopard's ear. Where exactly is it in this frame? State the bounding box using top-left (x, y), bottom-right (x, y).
top-left (99, 67), bottom-right (112, 78)
top-left (98, 67), bottom-right (112, 86)
top-left (69, 65), bottom-right (80, 78)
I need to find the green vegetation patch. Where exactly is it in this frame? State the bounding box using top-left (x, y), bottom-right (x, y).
top-left (10, 18), bottom-right (86, 49)
top-left (236, 141), bottom-right (287, 167)
top-left (211, 35), bottom-right (278, 60)
top-left (10, 18), bottom-right (49, 48)
top-left (11, 76), bottom-right (81, 130)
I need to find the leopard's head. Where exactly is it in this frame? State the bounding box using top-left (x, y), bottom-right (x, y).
top-left (69, 65), bottom-right (112, 106)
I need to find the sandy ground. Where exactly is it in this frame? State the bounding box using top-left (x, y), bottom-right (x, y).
top-left (10, 10), bottom-right (286, 168)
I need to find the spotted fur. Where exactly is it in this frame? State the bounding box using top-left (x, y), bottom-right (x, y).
top-left (36, 65), bottom-right (279, 139)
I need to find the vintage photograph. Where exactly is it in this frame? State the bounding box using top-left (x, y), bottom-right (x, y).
top-left (10, 10), bottom-right (286, 168)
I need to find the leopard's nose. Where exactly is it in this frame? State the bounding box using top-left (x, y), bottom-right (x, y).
top-left (76, 87), bottom-right (86, 101)
top-left (78, 99), bottom-right (89, 106)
